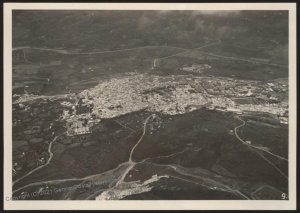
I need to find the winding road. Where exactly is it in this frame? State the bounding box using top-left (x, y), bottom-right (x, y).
top-left (234, 116), bottom-right (288, 179)
top-left (198, 51), bottom-right (288, 68)
top-left (129, 115), bottom-right (153, 163)
top-left (13, 132), bottom-right (65, 187)
top-left (13, 115), bottom-right (153, 194)
top-left (115, 114), bottom-right (153, 186)
top-left (13, 42), bottom-right (285, 68)
top-left (234, 116), bottom-right (288, 161)
top-left (13, 45), bottom-right (187, 55)
top-left (158, 40), bottom-right (221, 60)
top-left (13, 113), bottom-right (286, 200)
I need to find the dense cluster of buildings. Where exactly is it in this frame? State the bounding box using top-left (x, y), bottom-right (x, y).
top-left (194, 77), bottom-right (288, 123)
top-left (60, 97), bottom-right (99, 136)
top-left (14, 71), bottom-right (288, 139)
top-left (58, 73), bottom-right (288, 134)
top-left (13, 70), bottom-right (288, 153)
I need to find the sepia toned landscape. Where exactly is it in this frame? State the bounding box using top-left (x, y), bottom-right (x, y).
top-left (12, 10), bottom-right (288, 200)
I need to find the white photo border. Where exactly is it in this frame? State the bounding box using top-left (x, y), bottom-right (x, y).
top-left (3, 2), bottom-right (297, 210)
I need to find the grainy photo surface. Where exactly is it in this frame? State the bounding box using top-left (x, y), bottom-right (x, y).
top-left (10, 9), bottom-right (290, 202)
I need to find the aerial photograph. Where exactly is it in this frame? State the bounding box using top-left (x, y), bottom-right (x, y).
top-left (11, 10), bottom-right (289, 200)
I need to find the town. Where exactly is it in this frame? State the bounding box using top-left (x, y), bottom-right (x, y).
top-left (52, 72), bottom-right (288, 136)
